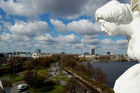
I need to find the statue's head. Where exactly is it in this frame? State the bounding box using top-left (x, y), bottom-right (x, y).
top-left (95, 0), bottom-right (133, 36)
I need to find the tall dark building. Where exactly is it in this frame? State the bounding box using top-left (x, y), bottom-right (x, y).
top-left (91, 48), bottom-right (95, 55)
top-left (107, 51), bottom-right (110, 55)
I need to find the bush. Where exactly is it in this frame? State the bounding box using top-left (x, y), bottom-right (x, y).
top-left (24, 70), bottom-right (50, 88)
top-left (60, 55), bottom-right (78, 68)
top-left (95, 69), bottom-right (107, 84)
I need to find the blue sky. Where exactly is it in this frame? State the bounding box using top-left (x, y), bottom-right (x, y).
top-left (0, 0), bottom-right (130, 54)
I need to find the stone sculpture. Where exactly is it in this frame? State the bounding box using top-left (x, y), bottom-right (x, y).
top-left (95, 0), bottom-right (140, 93)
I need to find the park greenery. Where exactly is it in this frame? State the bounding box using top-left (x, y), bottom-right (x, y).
top-left (0, 54), bottom-right (114, 93)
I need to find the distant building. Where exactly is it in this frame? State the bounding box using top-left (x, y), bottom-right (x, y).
top-left (42, 54), bottom-right (53, 57)
top-left (18, 53), bottom-right (32, 57)
top-left (32, 49), bottom-right (42, 58)
top-left (99, 55), bottom-right (110, 62)
top-left (91, 48), bottom-right (95, 55)
top-left (9, 52), bottom-right (32, 58)
top-left (84, 52), bottom-right (90, 55)
top-left (32, 53), bottom-right (42, 58)
top-left (35, 49), bottom-right (41, 54)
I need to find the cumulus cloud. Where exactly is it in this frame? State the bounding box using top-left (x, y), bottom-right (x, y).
top-left (34, 34), bottom-right (57, 45)
top-left (68, 19), bottom-right (101, 35)
top-left (58, 34), bottom-right (81, 44)
top-left (0, 32), bottom-right (33, 52)
top-left (101, 38), bottom-right (114, 45)
top-left (0, 0), bottom-right (130, 19)
top-left (8, 21), bottom-right (50, 37)
top-left (34, 33), bottom-right (82, 53)
top-left (116, 39), bottom-right (128, 50)
top-left (50, 19), bottom-right (67, 33)
top-left (50, 19), bottom-right (102, 51)
top-left (35, 33), bottom-right (81, 45)
top-left (0, 32), bottom-right (31, 42)
top-left (0, 0), bottom-right (39, 16)
top-left (51, 19), bottom-right (101, 35)
top-left (0, 32), bottom-right (11, 42)
top-left (116, 39), bottom-right (128, 45)
top-left (0, 0), bottom-right (131, 53)
top-left (82, 35), bottom-right (100, 48)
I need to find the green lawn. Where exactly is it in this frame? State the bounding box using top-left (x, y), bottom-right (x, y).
top-left (0, 74), bottom-right (24, 83)
top-left (47, 85), bottom-right (65, 93)
top-left (52, 71), bottom-right (69, 82)
top-left (53, 76), bottom-right (69, 82)
top-left (29, 69), bottom-right (68, 93)
top-left (34, 67), bottom-right (48, 72)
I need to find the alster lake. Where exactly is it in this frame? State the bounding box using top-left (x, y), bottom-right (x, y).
top-left (85, 62), bottom-right (138, 88)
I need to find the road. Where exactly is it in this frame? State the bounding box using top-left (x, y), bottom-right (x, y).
top-left (10, 81), bottom-right (31, 93)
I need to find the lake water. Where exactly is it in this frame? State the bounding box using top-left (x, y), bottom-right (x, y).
top-left (90, 62), bottom-right (138, 88)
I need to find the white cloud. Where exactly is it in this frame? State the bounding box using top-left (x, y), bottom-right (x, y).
top-left (35, 33), bottom-right (81, 45)
top-left (0, 32), bottom-right (33, 52)
top-left (0, 32), bottom-right (11, 42)
top-left (51, 19), bottom-right (101, 36)
top-left (0, 0), bottom-right (38, 16)
top-left (34, 34), bottom-right (56, 45)
top-left (68, 19), bottom-right (101, 35)
top-left (116, 39), bottom-right (128, 45)
top-left (50, 19), bottom-right (67, 33)
top-left (8, 21), bottom-right (50, 37)
top-left (0, 0), bottom-right (131, 53)
top-left (59, 34), bottom-right (81, 44)
top-left (82, 35), bottom-right (100, 48)
top-left (101, 38), bottom-right (114, 45)
top-left (83, 35), bottom-right (98, 40)
top-left (116, 39), bottom-right (128, 50)
top-left (50, 19), bottom-right (102, 52)
top-left (0, 32), bottom-right (31, 42)
top-left (34, 33), bottom-right (82, 53)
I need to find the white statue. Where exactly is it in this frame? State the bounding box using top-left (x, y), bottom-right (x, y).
top-left (95, 0), bottom-right (140, 93)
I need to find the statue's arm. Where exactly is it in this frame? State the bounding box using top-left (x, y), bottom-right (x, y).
top-left (133, 42), bottom-right (140, 61)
